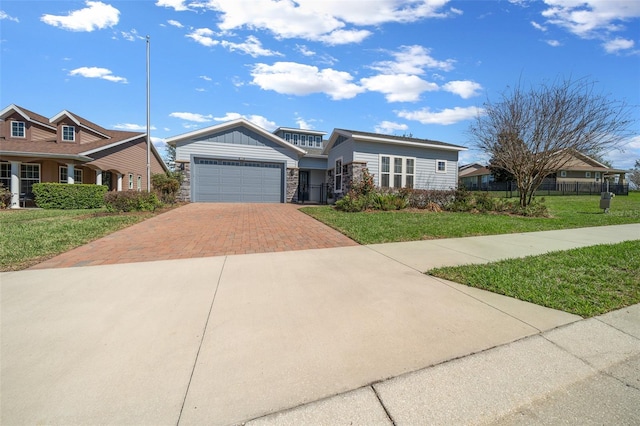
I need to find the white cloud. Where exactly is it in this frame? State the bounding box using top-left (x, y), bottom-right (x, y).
top-left (540, 0), bottom-right (640, 39)
top-left (296, 45), bottom-right (315, 56)
top-left (0, 11), bottom-right (19, 22)
top-left (213, 112), bottom-right (277, 130)
top-left (603, 37), bottom-right (635, 54)
top-left (370, 45), bottom-right (455, 74)
top-left (113, 123), bottom-right (157, 131)
top-left (186, 28), bottom-right (219, 47)
top-left (167, 19), bottom-right (184, 28)
top-left (375, 121), bottom-right (409, 134)
top-left (250, 62), bottom-right (365, 100)
top-left (604, 135), bottom-right (640, 169)
top-left (120, 29), bottom-right (144, 41)
top-left (360, 74), bottom-right (438, 102)
top-left (531, 21), bottom-right (547, 31)
top-left (41, 1), bottom-right (119, 32)
top-left (169, 112), bottom-right (213, 122)
top-left (397, 106), bottom-right (484, 125)
top-left (156, 0), bottom-right (192, 12)
top-left (199, 75), bottom-right (212, 81)
top-left (68, 67), bottom-right (127, 83)
top-left (200, 0), bottom-right (455, 44)
top-left (546, 39), bottom-right (562, 47)
top-left (442, 80), bottom-right (483, 99)
top-left (220, 35), bottom-right (282, 57)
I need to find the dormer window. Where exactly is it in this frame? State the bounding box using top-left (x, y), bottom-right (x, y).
top-left (11, 121), bottom-right (25, 138)
top-left (62, 125), bottom-right (75, 142)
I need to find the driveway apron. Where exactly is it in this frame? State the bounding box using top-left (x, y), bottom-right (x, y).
top-left (31, 203), bottom-right (358, 269)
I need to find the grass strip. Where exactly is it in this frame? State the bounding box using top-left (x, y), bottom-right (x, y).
top-left (301, 193), bottom-right (640, 244)
top-left (427, 240), bottom-right (640, 318)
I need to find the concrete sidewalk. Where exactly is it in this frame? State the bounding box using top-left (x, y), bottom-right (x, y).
top-left (1, 224), bottom-right (639, 425)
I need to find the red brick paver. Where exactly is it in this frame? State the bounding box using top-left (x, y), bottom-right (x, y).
top-left (31, 204), bottom-right (358, 269)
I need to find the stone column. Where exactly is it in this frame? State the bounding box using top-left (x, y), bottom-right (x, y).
top-left (10, 161), bottom-right (20, 208)
top-left (286, 168), bottom-right (299, 202)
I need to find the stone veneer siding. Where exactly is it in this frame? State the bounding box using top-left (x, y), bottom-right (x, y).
top-left (286, 167), bottom-right (299, 203)
top-left (177, 161), bottom-right (191, 202)
top-left (327, 161), bottom-right (368, 201)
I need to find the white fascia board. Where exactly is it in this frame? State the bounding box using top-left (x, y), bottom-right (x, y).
top-left (352, 134), bottom-right (467, 152)
top-left (0, 104), bottom-right (56, 130)
top-left (80, 134), bottom-right (169, 172)
top-left (274, 127), bottom-right (327, 136)
top-left (0, 150), bottom-right (93, 162)
top-left (50, 110), bottom-right (110, 138)
top-left (321, 129), bottom-right (352, 155)
top-left (166, 118), bottom-right (307, 155)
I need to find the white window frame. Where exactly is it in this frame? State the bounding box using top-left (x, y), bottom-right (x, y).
top-left (137, 175), bottom-right (142, 191)
top-left (20, 163), bottom-right (40, 194)
top-left (334, 157), bottom-right (343, 193)
top-left (62, 125), bottom-right (75, 142)
top-left (436, 160), bottom-right (447, 173)
top-left (315, 136), bottom-right (322, 148)
top-left (11, 121), bottom-right (25, 138)
top-left (379, 155), bottom-right (416, 188)
top-left (585, 171), bottom-right (591, 178)
top-left (0, 162), bottom-right (11, 189)
top-left (595, 171), bottom-right (601, 181)
top-left (292, 134), bottom-right (299, 146)
top-left (284, 132), bottom-right (291, 142)
top-left (59, 166), bottom-right (83, 183)
top-left (560, 170), bottom-right (567, 177)
top-left (300, 135), bottom-right (307, 147)
top-left (128, 173), bottom-right (134, 190)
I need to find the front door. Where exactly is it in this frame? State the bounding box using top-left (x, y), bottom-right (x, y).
top-left (298, 171), bottom-right (309, 203)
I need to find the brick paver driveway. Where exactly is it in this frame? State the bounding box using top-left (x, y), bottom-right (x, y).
top-left (31, 204), bottom-right (358, 269)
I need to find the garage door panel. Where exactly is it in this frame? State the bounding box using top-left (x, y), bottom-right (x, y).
top-left (193, 158), bottom-right (284, 203)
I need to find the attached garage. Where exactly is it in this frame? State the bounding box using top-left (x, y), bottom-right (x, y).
top-left (192, 158), bottom-right (284, 203)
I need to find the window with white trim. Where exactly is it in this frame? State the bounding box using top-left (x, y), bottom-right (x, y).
top-left (380, 155), bottom-right (416, 188)
top-left (315, 136), bottom-right (322, 148)
top-left (62, 125), bottom-right (75, 142)
top-left (20, 164), bottom-right (40, 194)
top-left (436, 160), bottom-right (447, 173)
top-left (595, 171), bottom-right (601, 181)
top-left (11, 121), bottom-right (25, 138)
top-left (585, 171), bottom-right (591, 178)
top-left (284, 133), bottom-right (291, 142)
top-left (334, 158), bottom-right (343, 193)
top-left (300, 135), bottom-right (307, 147)
top-left (560, 170), bottom-right (567, 177)
top-left (0, 162), bottom-right (10, 189)
top-left (292, 134), bottom-right (299, 146)
top-left (128, 173), bottom-right (134, 190)
top-left (137, 175), bottom-right (142, 191)
top-left (59, 166), bottom-right (83, 183)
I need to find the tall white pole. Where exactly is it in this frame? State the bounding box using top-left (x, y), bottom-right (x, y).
top-left (146, 35), bottom-right (151, 192)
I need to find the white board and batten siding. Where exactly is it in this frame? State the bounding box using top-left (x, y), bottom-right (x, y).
top-left (354, 141), bottom-right (459, 190)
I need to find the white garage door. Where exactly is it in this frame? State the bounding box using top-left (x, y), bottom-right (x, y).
top-left (192, 158), bottom-right (284, 203)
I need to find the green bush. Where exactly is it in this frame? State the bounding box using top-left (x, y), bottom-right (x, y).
top-left (104, 191), bottom-right (162, 212)
top-left (0, 183), bottom-right (11, 209)
top-left (32, 183), bottom-right (107, 209)
top-left (403, 188), bottom-right (456, 210)
top-left (151, 172), bottom-right (181, 204)
top-left (335, 192), bottom-right (372, 212)
top-left (372, 192), bottom-right (408, 211)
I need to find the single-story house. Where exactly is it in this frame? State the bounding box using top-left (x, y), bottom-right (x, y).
top-left (165, 119), bottom-right (466, 203)
top-left (0, 104), bottom-right (168, 208)
top-left (459, 150), bottom-right (628, 191)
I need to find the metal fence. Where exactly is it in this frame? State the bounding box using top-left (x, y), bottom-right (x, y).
top-left (464, 181), bottom-right (629, 197)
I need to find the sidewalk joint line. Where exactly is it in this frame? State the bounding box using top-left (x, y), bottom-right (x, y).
top-left (176, 256), bottom-right (227, 426)
top-left (371, 385), bottom-right (396, 426)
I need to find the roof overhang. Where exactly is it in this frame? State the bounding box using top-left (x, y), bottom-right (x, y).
top-left (0, 150), bottom-right (93, 162)
top-left (273, 127), bottom-right (327, 136)
top-left (323, 129), bottom-right (467, 155)
top-left (0, 104), bottom-right (56, 130)
top-left (50, 110), bottom-right (111, 139)
top-left (166, 118), bottom-right (307, 155)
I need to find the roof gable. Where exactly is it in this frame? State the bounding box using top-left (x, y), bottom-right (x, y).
top-left (0, 104), bottom-right (56, 130)
top-left (166, 118), bottom-right (307, 155)
top-left (323, 128), bottom-right (467, 154)
top-left (50, 110), bottom-right (111, 139)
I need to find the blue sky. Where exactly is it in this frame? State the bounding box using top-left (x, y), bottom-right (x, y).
top-left (1, 0), bottom-right (639, 168)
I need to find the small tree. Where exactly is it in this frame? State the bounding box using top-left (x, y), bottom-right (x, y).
top-left (470, 77), bottom-right (635, 207)
top-left (629, 159), bottom-right (640, 190)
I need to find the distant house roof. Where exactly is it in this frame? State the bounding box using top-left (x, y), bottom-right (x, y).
top-left (460, 166), bottom-right (491, 178)
top-left (323, 129), bottom-right (467, 154)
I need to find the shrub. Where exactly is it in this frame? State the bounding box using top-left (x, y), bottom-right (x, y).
top-left (335, 192), bottom-right (371, 212)
top-left (104, 191), bottom-right (162, 212)
top-left (403, 188), bottom-right (456, 210)
top-left (151, 172), bottom-right (181, 204)
top-left (32, 183), bottom-right (107, 209)
top-left (372, 192), bottom-right (408, 211)
top-left (0, 183), bottom-right (11, 209)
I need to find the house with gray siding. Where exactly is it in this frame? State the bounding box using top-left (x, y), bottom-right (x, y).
top-left (166, 119), bottom-right (466, 204)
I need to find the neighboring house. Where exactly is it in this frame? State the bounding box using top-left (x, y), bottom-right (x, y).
top-left (0, 104), bottom-right (167, 208)
top-left (458, 163), bottom-right (494, 190)
top-left (459, 150), bottom-right (628, 191)
top-left (166, 119), bottom-right (466, 203)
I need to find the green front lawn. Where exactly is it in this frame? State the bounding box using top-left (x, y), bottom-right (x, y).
top-left (428, 241), bottom-right (640, 317)
top-left (301, 193), bottom-right (640, 244)
top-left (0, 208), bottom-right (159, 271)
